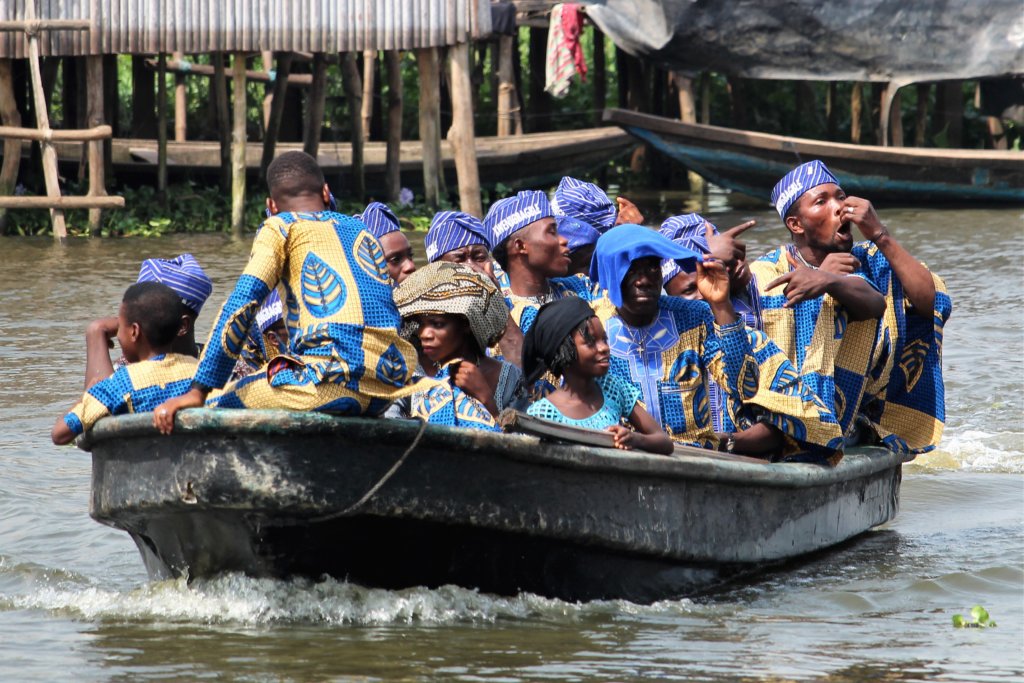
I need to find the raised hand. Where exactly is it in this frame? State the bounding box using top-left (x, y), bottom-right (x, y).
top-left (452, 359), bottom-right (499, 416)
top-left (614, 196), bottom-right (645, 226)
top-left (765, 251), bottom-right (834, 308)
top-left (695, 258), bottom-right (732, 304)
top-left (841, 196), bottom-right (888, 241)
top-left (706, 219), bottom-right (755, 266)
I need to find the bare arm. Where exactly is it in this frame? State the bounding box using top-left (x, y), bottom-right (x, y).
top-left (845, 196), bottom-right (935, 315)
top-left (720, 423), bottom-right (784, 457)
top-left (607, 403), bottom-right (674, 455)
top-left (766, 252), bottom-right (885, 321)
top-left (496, 317), bottom-right (524, 368)
top-left (51, 414), bottom-right (76, 445)
top-left (84, 317), bottom-right (118, 390)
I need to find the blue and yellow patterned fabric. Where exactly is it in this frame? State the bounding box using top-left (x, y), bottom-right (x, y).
top-left (63, 354), bottom-right (198, 436)
top-left (595, 296), bottom-right (843, 458)
top-left (492, 263), bottom-right (601, 334)
top-left (195, 211), bottom-right (423, 416)
top-left (851, 242), bottom-right (952, 454)
top-left (527, 372), bottom-right (640, 430)
top-left (749, 245), bottom-right (877, 440)
top-left (409, 361), bottom-right (502, 432)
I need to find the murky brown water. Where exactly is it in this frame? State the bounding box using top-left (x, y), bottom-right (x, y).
top-left (1, 196), bottom-right (1022, 681)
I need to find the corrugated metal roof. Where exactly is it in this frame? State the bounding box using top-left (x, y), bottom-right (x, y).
top-left (0, 0), bottom-right (492, 57)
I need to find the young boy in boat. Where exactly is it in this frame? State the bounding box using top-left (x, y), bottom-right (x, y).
top-left (53, 282), bottom-right (198, 445)
top-left (523, 296), bottom-right (673, 455)
top-left (152, 151), bottom-right (425, 433)
top-left (392, 262), bottom-right (524, 430)
top-left (750, 160), bottom-right (951, 453)
top-left (483, 190), bottom-right (600, 336)
top-left (590, 225), bottom-right (844, 462)
top-left (83, 253), bottom-right (213, 389)
top-left (424, 210), bottom-right (523, 366)
top-left (358, 201), bottom-right (416, 285)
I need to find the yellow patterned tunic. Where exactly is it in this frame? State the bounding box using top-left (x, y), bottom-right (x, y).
top-left (195, 211), bottom-right (423, 415)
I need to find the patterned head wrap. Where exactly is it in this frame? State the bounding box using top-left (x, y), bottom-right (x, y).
top-left (771, 160), bottom-right (839, 219)
top-left (659, 213), bottom-right (717, 281)
top-left (591, 225), bottom-right (702, 307)
top-left (425, 211), bottom-right (491, 262)
top-left (136, 253), bottom-right (213, 315)
top-left (357, 201), bottom-right (401, 238)
top-left (522, 296), bottom-right (596, 384)
top-left (552, 176), bottom-right (617, 231)
top-left (483, 190), bottom-right (552, 248)
top-left (556, 215), bottom-right (600, 254)
top-left (393, 261), bottom-right (509, 352)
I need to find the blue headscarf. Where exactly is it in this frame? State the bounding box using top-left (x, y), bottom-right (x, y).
top-left (771, 160), bottom-right (839, 219)
top-left (483, 190), bottom-right (551, 248)
top-left (358, 201), bottom-right (401, 238)
top-left (591, 225), bottom-right (702, 307)
top-left (137, 253), bottom-right (213, 316)
top-left (424, 211), bottom-right (490, 262)
top-left (556, 215), bottom-right (600, 254)
top-left (553, 176), bottom-right (617, 231)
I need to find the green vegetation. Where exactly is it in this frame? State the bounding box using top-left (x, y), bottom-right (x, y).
top-left (952, 605), bottom-right (997, 628)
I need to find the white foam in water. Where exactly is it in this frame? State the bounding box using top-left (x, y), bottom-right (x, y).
top-left (9, 573), bottom-right (695, 626)
top-left (924, 429), bottom-right (1024, 473)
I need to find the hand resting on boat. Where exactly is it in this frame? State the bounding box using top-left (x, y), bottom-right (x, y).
top-left (153, 386), bottom-right (207, 434)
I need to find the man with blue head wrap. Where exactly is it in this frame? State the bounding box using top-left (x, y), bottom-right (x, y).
top-left (556, 215), bottom-right (600, 276)
top-left (84, 253), bottom-right (214, 389)
top-left (591, 225), bottom-right (844, 462)
top-left (552, 176), bottom-right (645, 231)
top-left (483, 190), bottom-right (599, 339)
top-left (750, 159), bottom-right (950, 454)
top-left (358, 201), bottom-right (416, 284)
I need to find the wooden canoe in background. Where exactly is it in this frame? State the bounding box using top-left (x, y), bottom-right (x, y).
top-left (605, 108), bottom-right (1024, 206)
top-left (35, 126), bottom-right (637, 194)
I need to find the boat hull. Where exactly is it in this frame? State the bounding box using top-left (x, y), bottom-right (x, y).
top-left (83, 410), bottom-right (906, 602)
top-left (605, 109), bottom-right (1024, 205)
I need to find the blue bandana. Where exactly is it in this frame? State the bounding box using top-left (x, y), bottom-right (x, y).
top-left (659, 213), bottom-right (717, 281)
top-left (553, 176), bottom-right (617, 231)
top-left (137, 253), bottom-right (213, 315)
top-left (358, 201), bottom-right (401, 238)
top-left (771, 160), bottom-right (839, 219)
top-left (425, 211), bottom-right (490, 262)
top-left (556, 215), bottom-right (601, 254)
top-left (591, 225), bottom-right (702, 307)
top-left (484, 190), bottom-right (551, 248)
top-left (254, 289), bottom-right (283, 333)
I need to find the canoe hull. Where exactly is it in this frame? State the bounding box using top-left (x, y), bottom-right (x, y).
top-left (84, 410), bottom-right (905, 602)
top-left (605, 109), bottom-right (1024, 205)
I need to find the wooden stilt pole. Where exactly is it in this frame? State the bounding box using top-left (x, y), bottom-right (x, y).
top-left (672, 72), bottom-right (703, 195)
top-left (173, 51), bottom-right (186, 141)
top-left (699, 72), bottom-right (711, 124)
top-left (592, 26), bottom-right (606, 125)
top-left (260, 51), bottom-right (293, 183)
top-left (887, 85), bottom-right (903, 147)
top-left (212, 53), bottom-right (232, 192)
top-left (303, 52), bottom-right (328, 158)
top-left (448, 42), bottom-right (482, 217)
top-left (384, 50), bottom-right (403, 202)
top-left (361, 50), bottom-right (375, 142)
top-left (341, 52), bottom-right (365, 203)
top-left (497, 35), bottom-right (516, 137)
top-left (231, 53), bottom-right (247, 236)
top-left (914, 83), bottom-right (930, 147)
top-left (851, 82), bottom-right (863, 143)
top-left (85, 55), bottom-right (106, 235)
top-left (25, 24), bottom-right (66, 240)
top-left (157, 53), bottom-right (168, 202)
top-left (416, 47), bottom-right (441, 209)
top-left (0, 60), bottom-right (22, 231)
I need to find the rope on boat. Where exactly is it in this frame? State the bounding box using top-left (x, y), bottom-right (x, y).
top-left (310, 417), bottom-right (429, 522)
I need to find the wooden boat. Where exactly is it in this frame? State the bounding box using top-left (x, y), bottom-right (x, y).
top-left (38, 126), bottom-right (636, 193)
top-left (80, 409), bottom-right (910, 603)
top-left (605, 108), bottom-right (1024, 205)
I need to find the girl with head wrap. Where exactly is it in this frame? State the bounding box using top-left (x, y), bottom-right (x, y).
top-left (393, 262), bottom-right (524, 431)
top-left (523, 297), bottom-right (673, 454)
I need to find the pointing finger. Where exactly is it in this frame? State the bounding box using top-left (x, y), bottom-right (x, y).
top-left (765, 272), bottom-right (794, 291)
top-left (721, 219), bottom-right (757, 238)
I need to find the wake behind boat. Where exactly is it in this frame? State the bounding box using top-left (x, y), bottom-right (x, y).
top-left (80, 409), bottom-right (909, 603)
top-left (605, 108), bottom-right (1024, 206)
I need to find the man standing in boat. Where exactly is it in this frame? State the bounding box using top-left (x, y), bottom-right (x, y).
top-left (152, 151), bottom-right (428, 432)
top-left (752, 160), bottom-right (951, 453)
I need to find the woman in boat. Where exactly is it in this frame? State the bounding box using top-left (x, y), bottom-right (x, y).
top-left (590, 225), bottom-right (844, 463)
top-left (357, 201), bottom-right (416, 284)
top-left (392, 262), bottom-right (524, 430)
top-left (424, 210), bottom-right (524, 366)
top-left (523, 296), bottom-right (673, 455)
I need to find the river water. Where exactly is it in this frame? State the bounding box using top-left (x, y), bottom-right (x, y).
top-left (1, 199), bottom-right (1022, 681)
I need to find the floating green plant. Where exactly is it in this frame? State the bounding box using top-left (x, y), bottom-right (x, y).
top-left (952, 605), bottom-right (997, 628)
